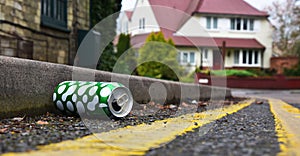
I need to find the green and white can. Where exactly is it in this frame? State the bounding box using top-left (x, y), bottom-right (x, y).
top-left (53, 81), bottom-right (133, 118)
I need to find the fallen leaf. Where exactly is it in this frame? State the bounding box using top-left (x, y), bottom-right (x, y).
top-left (181, 102), bottom-right (189, 107)
top-left (191, 100), bottom-right (198, 104)
top-left (224, 101), bottom-right (231, 105)
top-left (157, 105), bottom-right (164, 109)
top-left (169, 105), bottom-right (177, 109)
top-left (256, 101), bottom-right (264, 105)
top-left (12, 115), bottom-right (26, 122)
top-left (0, 128), bottom-right (8, 134)
top-left (198, 102), bottom-right (207, 106)
top-left (149, 101), bottom-right (155, 106)
top-left (36, 120), bottom-right (49, 125)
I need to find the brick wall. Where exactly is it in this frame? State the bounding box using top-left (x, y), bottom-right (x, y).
top-left (270, 56), bottom-right (299, 74)
top-left (0, 0), bottom-right (90, 64)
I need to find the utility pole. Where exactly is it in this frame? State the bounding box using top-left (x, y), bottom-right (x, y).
top-left (222, 41), bottom-right (226, 69)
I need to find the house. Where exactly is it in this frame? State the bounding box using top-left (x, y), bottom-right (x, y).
top-left (118, 0), bottom-right (274, 72)
top-left (0, 0), bottom-right (91, 65)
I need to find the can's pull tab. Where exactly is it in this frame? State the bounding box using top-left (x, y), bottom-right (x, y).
top-left (117, 94), bottom-right (129, 106)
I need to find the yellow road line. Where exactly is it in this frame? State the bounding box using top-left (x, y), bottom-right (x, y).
top-left (3, 100), bottom-right (253, 156)
top-left (269, 99), bottom-right (300, 156)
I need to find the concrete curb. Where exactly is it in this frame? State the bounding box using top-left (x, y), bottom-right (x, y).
top-left (0, 56), bottom-right (231, 118)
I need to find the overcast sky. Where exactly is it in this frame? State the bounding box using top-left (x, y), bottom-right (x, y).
top-left (121, 0), bottom-right (282, 11)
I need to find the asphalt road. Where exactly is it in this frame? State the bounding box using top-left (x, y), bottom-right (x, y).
top-left (147, 101), bottom-right (280, 156)
top-left (1, 95), bottom-right (300, 155)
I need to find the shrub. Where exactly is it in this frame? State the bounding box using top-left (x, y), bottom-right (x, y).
top-left (210, 69), bottom-right (257, 77)
top-left (246, 69), bottom-right (277, 76)
top-left (137, 32), bottom-right (183, 81)
top-left (284, 66), bottom-right (300, 76)
top-left (180, 71), bottom-right (196, 83)
top-left (283, 57), bottom-right (300, 76)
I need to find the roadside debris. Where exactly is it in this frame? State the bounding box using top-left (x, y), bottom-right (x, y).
top-left (11, 115), bottom-right (26, 122)
top-left (36, 120), bottom-right (49, 125)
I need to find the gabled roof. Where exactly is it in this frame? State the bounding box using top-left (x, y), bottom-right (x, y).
top-left (195, 0), bottom-right (268, 17)
top-left (125, 11), bottom-right (133, 21)
top-left (145, 0), bottom-right (268, 34)
top-left (148, 0), bottom-right (199, 14)
top-left (148, 0), bottom-right (201, 31)
top-left (148, 0), bottom-right (268, 18)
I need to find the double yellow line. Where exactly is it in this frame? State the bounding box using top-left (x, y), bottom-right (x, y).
top-left (269, 99), bottom-right (300, 156)
top-left (3, 100), bottom-right (253, 156)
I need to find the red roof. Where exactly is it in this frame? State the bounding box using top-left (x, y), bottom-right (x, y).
top-left (131, 33), bottom-right (149, 48)
top-left (195, 0), bottom-right (268, 17)
top-left (125, 11), bottom-right (133, 21)
top-left (173, 36), bottom-right (265, 49)
top-left (145, 0), bottom-right (268, 33)
top-left (131, 32), bottom-right (265, 49)
top-left (148, 0), bottom-right (200, 31)
top-left (149, 0), bottom-right (200, 14)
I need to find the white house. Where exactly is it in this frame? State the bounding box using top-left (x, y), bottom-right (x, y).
top-left (118, 0), bottom-right (274, 72)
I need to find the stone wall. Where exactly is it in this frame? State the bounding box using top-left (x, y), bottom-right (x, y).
top-left (0, 0), bottom-right (90, 64)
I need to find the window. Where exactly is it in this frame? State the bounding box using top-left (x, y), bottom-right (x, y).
top-left (242, 50), bottom-right (247, 64)
top-left (213, 17), bottom-right (218, 29)
top-left (182, 52), bottom-right (188, 63)
top-left (201, 49), bottom-right (210, 66)
top-left (190, 52), bottom-right (195, 64)
top-left (230, 18), bottom-right (254, 31)
top-left (139, 18), bottom-right (145, 29)
top-left (248, 50), bottom-right (253, 64)
top-left (206, 17), bottom-right (218, 30)
top-left (254, 50), bottom-right (259, 64)
top-left (41, 0), bottom-right (67, 31)
top-left (179, 52), bottom-right (195, 65)
top-left (234, 49), bottom-right (261, 66)
top-left (249, 19), bottom-right (254, 31)
top-left (206, 17), bottom-right (211, 29)
top-left (123, 22), bottom-right (128, 33)
top-left (243, 18), bottom-right (248, 30)
top-left (202, 49), bottom-right (208, 60)
top-left (230, 18), bottom-right (235, 30)
top-left (236, 18), bottom-right (241, 30)
top-left (234, 50), bottom-right (239, 64)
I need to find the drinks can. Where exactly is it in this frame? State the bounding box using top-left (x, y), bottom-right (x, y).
top-left (53, 81), bottom-right (133, 118)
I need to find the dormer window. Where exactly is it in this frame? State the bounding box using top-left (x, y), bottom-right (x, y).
top-left (206, 16), bottom-right (218, 30)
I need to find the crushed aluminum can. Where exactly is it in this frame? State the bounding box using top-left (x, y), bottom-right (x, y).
top-left (53, 81), bottom-right (133, 119)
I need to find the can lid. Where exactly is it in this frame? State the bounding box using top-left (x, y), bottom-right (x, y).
top-left (107, 87), bottom-right (133, 118)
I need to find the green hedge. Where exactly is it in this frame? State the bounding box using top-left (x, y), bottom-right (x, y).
top-left (211, 70), bottom-right (256, 77)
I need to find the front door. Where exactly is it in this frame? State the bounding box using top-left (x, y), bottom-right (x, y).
top-left (213, 50), bottom-right (223, 70)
